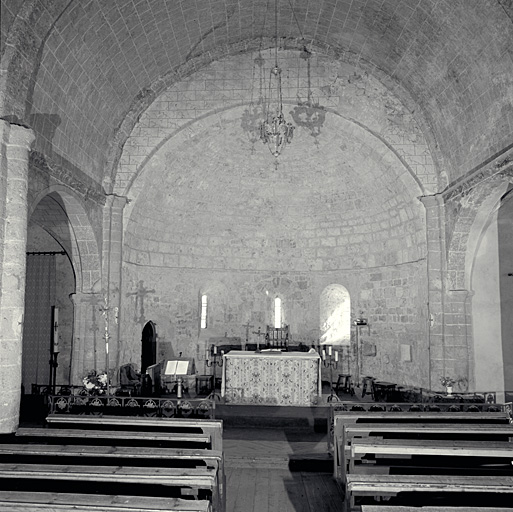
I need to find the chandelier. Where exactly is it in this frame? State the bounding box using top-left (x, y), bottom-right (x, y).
top-left (259, 0), bottom-right (294, 158)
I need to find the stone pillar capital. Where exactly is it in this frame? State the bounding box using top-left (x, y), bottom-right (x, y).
top-left (0, 119), bottom-right (35, 150)
top-left (70, 291), bottom-right (103, 307)
top-left (105, 194), bottom-right (128, 210)
top-left (419, 193), bottom-right (444, 208)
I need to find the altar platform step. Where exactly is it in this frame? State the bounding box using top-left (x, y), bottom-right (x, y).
top-left (216, 404), bottom-right (329, 432)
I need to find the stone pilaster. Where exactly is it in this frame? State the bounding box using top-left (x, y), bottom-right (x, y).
top-left (102, 194), bottom-right (128, 383)
top-left (444, 289), bottom-right (473, 391)
top-left (69, 291), bottom-right (104, 386)
top-left (419, 194), bottom-right (447, 391)
top-left (0, 120), bottom-right (34, 433)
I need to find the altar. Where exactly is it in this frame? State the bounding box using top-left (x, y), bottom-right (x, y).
top-left (221, 350), bottom-right (322, 406)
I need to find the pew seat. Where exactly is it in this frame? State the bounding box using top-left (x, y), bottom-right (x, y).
top-left (0, 444), bottom-right (222, 468)
top-left (46, 414), bottom-right (223, 452)
top-left (345, 474), bottom-right (513, 511)
top-left (350, 438), bottom-right (513, 475)
top-left (0, 490), bottom-right (212, 511)
top-left (361, 507), bottom-right (513, 512)
top-left (0, 462), bottom-right (217, 486)
top-left (15, 428), bottom-right (211, 447)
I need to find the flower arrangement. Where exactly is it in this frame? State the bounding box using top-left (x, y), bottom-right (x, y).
top-left (440, 376), bottom-right (455, 388)
top-left (82, 369), bottom-right (109, 395)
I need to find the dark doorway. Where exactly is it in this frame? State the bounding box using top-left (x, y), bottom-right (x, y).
top-left (141, 321), bottom-right (157, 374)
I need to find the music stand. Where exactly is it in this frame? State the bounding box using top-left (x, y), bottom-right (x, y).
top-left (164, 360), bottom-right (190, 398)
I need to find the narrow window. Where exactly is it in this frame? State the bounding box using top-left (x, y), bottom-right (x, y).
top-left (319, 284), bottom-right (351, 345)
top-left (200, 294), bottom-right (208, 329)
top-left (274, 297), bottom-right (282, 328)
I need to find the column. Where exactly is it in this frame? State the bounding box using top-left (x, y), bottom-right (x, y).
top-left (0, 120), bottom-right (34, 433)
top-left (102, 194), bottom-right (128, 384)
top-left (419, 194), bottom-right (447, 391)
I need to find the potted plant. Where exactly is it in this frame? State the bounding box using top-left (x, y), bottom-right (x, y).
top-left (440, 376), bottom-right (455, 395)
top-left (82, 369), bottom-right (109, 395)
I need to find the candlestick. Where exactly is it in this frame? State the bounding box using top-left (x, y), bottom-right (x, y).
top-left (323, 346), bottom-right (339, 403)
top-left (205, 345), bottom-right (223, 401)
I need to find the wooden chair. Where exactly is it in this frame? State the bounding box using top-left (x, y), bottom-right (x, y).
top-left (118, 363), bottom-right (141, 396)
top-left (265, 324), bottom-right (289, 349)
top-left (335, 374), bottom-right (354, 396)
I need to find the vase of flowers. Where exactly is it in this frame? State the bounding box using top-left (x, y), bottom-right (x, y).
top-left (440, 376), bottom-right (455, 395)
top-left (82, 369), bottom-right (109, 395)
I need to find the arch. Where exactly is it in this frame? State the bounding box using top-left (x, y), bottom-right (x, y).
top-left (141, 321), bottom-right (157, 374)
top-left (462, 180), bottom-right (513, 399)
top-left (28, 185), bottom-right (101, 293)
top-left (319, 284), bottom-right (351, 346)
top-left (104, 40), bottom-right (442, 194)
top-left (121, 103), bottom-right (427, 201)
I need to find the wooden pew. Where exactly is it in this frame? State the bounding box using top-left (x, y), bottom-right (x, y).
top-left (345, 475), bottom-right (513, 512)
top-left (331, 410), bottom-right (512, 481)
top-left (0, 463), bottom-right (220, 508)
top-left (361, 506), bottom-right (513, 512)
top-left (0, 490), bottom-right (212, 511)
top-left (349, 438), bottom-right (513, 475)
top-left (44, 416), bottom-right (224, 509)
top-left (9, 420), bottom-right (226, 511)
top-left (338, 423), bottom-right (513, 482)
top-left (45, 415), bottom-right (223, 452)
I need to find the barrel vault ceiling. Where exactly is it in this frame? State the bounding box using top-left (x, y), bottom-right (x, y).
top-left (1, 0), bottom-right (513, 190)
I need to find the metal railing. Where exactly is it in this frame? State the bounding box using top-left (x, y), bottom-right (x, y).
top-left (48, 395), bottom-right (215, 419)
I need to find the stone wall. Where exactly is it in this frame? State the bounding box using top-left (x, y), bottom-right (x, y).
top-left (120, 261), bottom-right (428, 387)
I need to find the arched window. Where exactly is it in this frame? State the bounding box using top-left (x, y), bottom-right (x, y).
top-left (319, 284), bottom-right (350, 345)
top-left (274, 297), bottom-right (282, 328)
top-left (200, 294), bottom-right (208, 329)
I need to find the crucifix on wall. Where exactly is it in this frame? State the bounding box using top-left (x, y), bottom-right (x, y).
top-left (126, 280), bottom-right (155, 325)
top-left (242, 321), bottom-right (254, 349)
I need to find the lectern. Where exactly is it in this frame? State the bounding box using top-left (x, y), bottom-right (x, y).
top-left (164, 359), bottom-right (191, 397)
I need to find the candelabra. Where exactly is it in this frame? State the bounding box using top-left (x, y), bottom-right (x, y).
top-left (205, 345), bottom-right (224, 401)
top-left (48, 350), bottom-right (59, 395)
top-left (322, 345), bottom-right (340, 403)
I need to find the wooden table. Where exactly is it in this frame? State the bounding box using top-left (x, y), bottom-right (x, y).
top-left (221, 350), bottom-right (321, 406)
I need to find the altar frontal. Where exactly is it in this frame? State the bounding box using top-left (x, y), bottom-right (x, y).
top-left (221, 350), bottom-right (322, 406)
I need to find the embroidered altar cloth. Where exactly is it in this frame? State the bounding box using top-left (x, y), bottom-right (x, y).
top-left (221, 350), bottom-right (321, 406)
